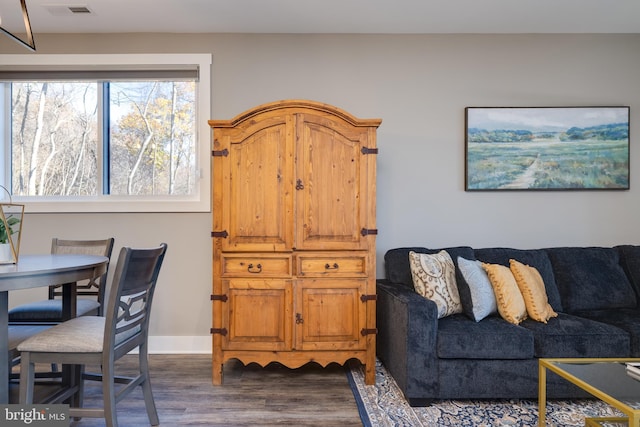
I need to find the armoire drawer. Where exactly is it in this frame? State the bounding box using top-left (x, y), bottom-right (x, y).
top-left (296, 253), bottom-right (367, 277)
top-left (221, 254), bottom-right (292, 277)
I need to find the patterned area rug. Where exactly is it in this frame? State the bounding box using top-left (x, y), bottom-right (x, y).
top-left (347, 360), bottom-right (626, 427)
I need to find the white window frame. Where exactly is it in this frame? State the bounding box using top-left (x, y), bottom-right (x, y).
top-left (0, 53), bottom-right (212, 213)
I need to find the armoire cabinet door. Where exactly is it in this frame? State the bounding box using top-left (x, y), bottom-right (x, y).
top-left (294, 279), bottom-right (367, 351)
top-left (294, 113), bottom-right (374, 251)
top-left (214, 115), bottom-right (294, 252)
top-left (222, 278), bottom-right (293, 351)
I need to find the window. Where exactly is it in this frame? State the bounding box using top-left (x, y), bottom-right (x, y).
top-left (0, 54), bottom-right (211, 212)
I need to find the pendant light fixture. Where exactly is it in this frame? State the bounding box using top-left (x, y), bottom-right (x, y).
top-left (0, 0), bottom-right (35, 51)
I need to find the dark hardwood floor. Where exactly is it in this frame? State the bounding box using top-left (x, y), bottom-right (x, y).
top-left (12, 354), bottom-right (363, 426)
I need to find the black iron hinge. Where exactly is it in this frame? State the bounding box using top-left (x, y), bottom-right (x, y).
top-left (210, 328), bottom-right (228, 336)
top-left (361, 228), bottom-right (378, 236)
top-left (211, 294), bottom-right (228, 302)
top-left (360, 294), bottom-right (377, 303)
top-left (361, 147), bottom-right (378, 155)
top-left (361, 328), bottom-right (378, 336)
top-left (212, 149), bottom-right (229, 157)
top-left (211, 230), bottom-right (229, 238)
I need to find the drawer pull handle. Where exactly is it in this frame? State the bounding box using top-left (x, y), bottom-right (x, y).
top-left (325, 263), bottom-right (339, 270)
top-left (248, 263), bottom-right (262, 273)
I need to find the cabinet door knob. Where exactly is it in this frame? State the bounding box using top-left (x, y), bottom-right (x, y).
top-left (296, 313), bottom-right (304, 324)
top-left (296, 179), bottom-right (304, 190)
top-left (247, 263), bottom-right (262, 273)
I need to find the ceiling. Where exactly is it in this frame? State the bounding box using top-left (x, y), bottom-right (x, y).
top-left (1, 0), bottom-right (640, 35)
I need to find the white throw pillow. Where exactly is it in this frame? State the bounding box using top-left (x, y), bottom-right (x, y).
top-left (457, 256), bottom-right (498, 322)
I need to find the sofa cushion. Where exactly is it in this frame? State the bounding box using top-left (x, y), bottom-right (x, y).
top-left (474, 248), bottom-right (563, 313)
top-left (437, 314), bottom-right (534, 359)
top-left (519, 313), bottom-right (630, 358)
top-left (577, 308), bottom-right (640, 357)
top-left (409, 251), bottom-right (462, 318)
top-left (457, 257), bottom-right (497, 322)
top-left (482, 262), bottom-right (527, 325)
top-left (546, 247), bottom-right (636, 312)
top-left (616, 245), bottom-right (640, 300)
top-left (384, 247), bottom-right (477, 317)
top-left (509, 259), bottom-right (558, 323)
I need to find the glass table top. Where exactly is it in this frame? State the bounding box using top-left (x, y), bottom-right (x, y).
top-left (549, 359), bottom-right (640, 409)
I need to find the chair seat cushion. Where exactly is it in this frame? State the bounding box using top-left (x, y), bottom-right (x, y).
top-left (18, 316), bottom-right (106, 353)
top-left (8, 298), bottom-right (100, 322)
top-left (8, 325), bottom-right (52, 351)
top-left (17, 316), bottom-right (141, 354)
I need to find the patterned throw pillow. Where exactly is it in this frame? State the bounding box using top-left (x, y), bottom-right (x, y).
top-left (509, 259), bottom-right (558, 323)
top-left (482, 262), bottom-right (528, 325)
top-left (457, 256), bottom-right (497, 322)
top-left (409, 250), bottom-right (462, 318)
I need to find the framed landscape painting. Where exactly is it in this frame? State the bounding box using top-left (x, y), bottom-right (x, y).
top-left (465, 107), bottom-right (630, 191)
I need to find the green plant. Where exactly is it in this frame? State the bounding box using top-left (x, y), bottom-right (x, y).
top-left (0, 216), bottom-right (20, 244)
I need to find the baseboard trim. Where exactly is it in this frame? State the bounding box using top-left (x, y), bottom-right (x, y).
top-left (144, 335), bottom-right (211, 354)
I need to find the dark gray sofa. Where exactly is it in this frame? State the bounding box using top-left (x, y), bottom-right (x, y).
top-left (376, 245), bottom-right (640, 406)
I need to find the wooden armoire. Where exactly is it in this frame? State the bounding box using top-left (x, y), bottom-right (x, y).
top-left (209, 100), bottom-right (380, 385)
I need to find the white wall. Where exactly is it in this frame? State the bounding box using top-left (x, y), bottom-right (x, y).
top-left (3, 33), bottom-right (640, 352)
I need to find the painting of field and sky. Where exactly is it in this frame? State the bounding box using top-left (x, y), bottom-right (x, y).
top-left (465, 107), bottom-right (630, 190)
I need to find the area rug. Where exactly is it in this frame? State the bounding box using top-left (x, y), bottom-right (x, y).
top-left (347, 360), bottom-right (626, 427)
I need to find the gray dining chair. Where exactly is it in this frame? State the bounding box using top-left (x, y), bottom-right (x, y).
top-left (9, 238), bottom-right (115, 323)
top-left (18, 243), bottom-right (167, 427)
top-left (8, 238), bottom-right (114, 384)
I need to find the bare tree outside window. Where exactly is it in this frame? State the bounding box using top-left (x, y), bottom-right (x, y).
top-left (11, 82), bottom-right (98, 196)
top-left (109, 81), bottom-right (196, 196)
top-left (9, 80), bottom-right (196, 197)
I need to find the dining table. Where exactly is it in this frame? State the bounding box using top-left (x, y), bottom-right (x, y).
top-left (0, 254), bottom-right (109, 403)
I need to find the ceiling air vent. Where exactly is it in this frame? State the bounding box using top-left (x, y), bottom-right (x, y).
top-left (44, 5), bottom-right (93, 16)
top-left (68, 6), bottom-right (92, 14)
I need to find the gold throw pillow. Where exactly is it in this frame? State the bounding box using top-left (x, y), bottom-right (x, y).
top-left (509, 259), bottom-right (558, 323)
top-left (482, 262), bottom-right (527, 325)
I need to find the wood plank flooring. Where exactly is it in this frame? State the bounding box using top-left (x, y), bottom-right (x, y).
top-left (12, 354), bottom-right (363, 426)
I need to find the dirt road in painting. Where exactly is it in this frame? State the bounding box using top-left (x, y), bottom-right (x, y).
top-left (500, 154), bottom-right (541, 189)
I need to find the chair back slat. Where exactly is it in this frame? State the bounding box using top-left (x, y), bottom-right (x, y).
top-left (105, 244), bottom-right (167, 352)
top-left (115, 291), bottom-right (148, 335)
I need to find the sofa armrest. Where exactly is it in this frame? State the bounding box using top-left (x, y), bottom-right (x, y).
top-left (376, 279), bottom-right (440, 403)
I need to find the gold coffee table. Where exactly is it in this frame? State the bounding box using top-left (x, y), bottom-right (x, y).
top-left (539, 358), bottom-right (640, 427)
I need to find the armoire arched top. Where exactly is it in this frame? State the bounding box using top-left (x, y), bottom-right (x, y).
top-left (208, 99), bottom-right (382, 129)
